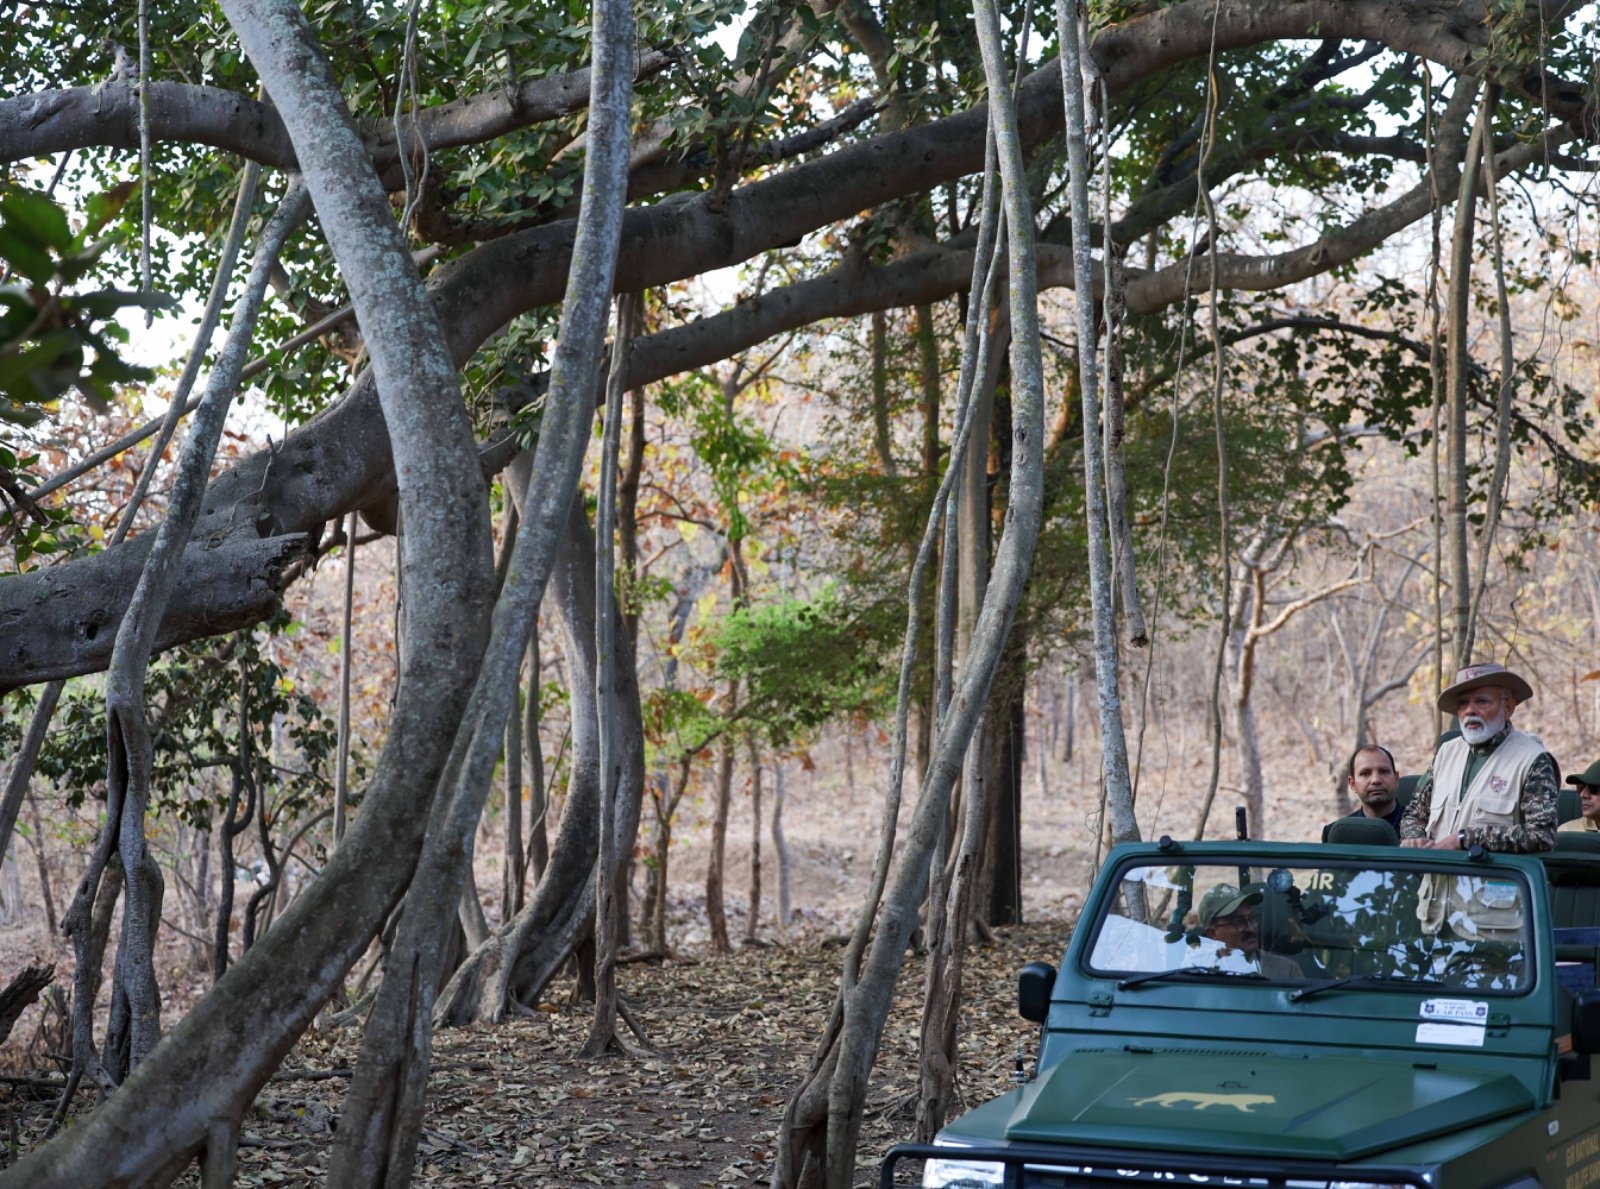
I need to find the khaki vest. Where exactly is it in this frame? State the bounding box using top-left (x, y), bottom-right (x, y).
top-left (1417, 726), bottom-right (1545, 936)
top-left (1426, 726), bottom-right (1546, 842)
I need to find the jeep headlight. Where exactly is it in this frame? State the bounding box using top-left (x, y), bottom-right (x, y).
top-left (921, 1155), bottom-right (1006, 1188)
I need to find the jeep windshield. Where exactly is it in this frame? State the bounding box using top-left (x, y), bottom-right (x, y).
top-left (1084, 858), bottom-right (1531, 993)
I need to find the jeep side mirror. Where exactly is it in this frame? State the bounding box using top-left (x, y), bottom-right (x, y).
top-left (1019, 961), bottom-right (1056, 1023)
top-left (1573, 989), bottom-right (1600, 1055)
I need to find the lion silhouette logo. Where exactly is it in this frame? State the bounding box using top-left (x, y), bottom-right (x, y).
top-left (1130, 1091), bottom-right (1276, 1112)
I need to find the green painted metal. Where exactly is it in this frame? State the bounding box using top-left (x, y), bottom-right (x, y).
top-left (924, 840), bottom-right (1600, 1189)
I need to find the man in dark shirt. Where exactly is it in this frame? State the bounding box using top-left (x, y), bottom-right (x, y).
top-left (1344, 744), bottom-right (1404, 830)
top-left (1321, 744), bottom-right (1405, 841)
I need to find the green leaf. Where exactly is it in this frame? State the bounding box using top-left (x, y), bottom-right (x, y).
top-left (81, 181), bottom-right (139, 238)
top-left (0, 335), bottom-right (74, 389)
top-left (1, 189), bottom-right (74, 252)
top-left (0, 225), bottom-right (55, 285)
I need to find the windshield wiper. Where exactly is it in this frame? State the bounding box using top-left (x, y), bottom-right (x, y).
top-left (1117, 966), bottom-right (1269, 990)
top-left (1289, 972), bottom-right (1446, 1002)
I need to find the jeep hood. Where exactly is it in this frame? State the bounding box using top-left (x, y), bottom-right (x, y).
top-left (1006, 1050), bottom-right (1533, 1161)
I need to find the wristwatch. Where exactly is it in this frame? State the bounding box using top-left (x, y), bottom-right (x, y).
top-left (1458, 829), bottom-right (1469, 850)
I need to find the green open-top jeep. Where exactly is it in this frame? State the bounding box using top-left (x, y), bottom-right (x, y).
top-left (884, 834), bottom-right (1600, 1189)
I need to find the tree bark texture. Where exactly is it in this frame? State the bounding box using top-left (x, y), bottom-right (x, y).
top-left (986, 658), bottom-right (1025, 927)
top-left (507, 453), bottom-right (550, 889)
top-left (502, 644), bottom-right (526, 920)
top-left (771, 762), bottom-right (792, 931)
top-left (92, 182), bottom-right (311, 1093)
top-left (0, 683), bottom-right (62, 891)
top-left (1446, 88), bottom-right (1492, 669)
top-left (773, 0), bottom-right (1049, 1176)
top-left (746, 742), bottom-right (763, 944)
top-left (0, 535), bottom-right (308, 693)
top-left (582, 290), bottom-right (642, 1058)
top-left (334, 511), bottom-right (358, 847)
top-left (328, 0), bottom-right (635, 1173)
top-left (432, 499), bottom-right (644, 1029)
top-left (2, 0), bottom-right (499, 1171)
top-left (706, 732), bottom-right (737, 954)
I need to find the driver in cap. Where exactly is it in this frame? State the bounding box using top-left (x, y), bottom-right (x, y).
top-left (1197, 884), bottom-right (1303, 979)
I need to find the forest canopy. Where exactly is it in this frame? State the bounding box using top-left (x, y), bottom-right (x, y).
top-left (2, 0), bottom-right (1600, 1185)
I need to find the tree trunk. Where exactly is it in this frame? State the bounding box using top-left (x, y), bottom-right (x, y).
top-left (1445, 86), bottom-right (1490, 671)
top-left (0, 683), bottom-right (62, 889)
top-left (1059, 0), bottom-right (1136, 856)
top-left (1063, 667), bottom-right (1076, 763)
top-left (1100, 234), bottom-right (1147, 647)
top-left (524, 629), bottom-right (549, 886)
top-left (213, 701), bottom-right (255, 982)
top-left (870, 310), bottom-right (895, 475)
top-left (1229, 571), bottom-right (1266, 839)
top-left (326, 0), bottom-right (637, 1158)
top-left (986, 664), bottom-right (1024, 927)
top-left (433, 498), bottom-right (646, 1029)
top-left (647, 785), bottom-right (672, 952)
top-left (503, 451), bottom-right (551, 896)
top-left (334, 510), bottom-right (357, 845)
top-left (746, 741), bottom-right (763, 944)
top-left (97, 182), bottom-right (310, 1089)
top-left (916, 701), bottom-right (998, 1141)
top-left (582, 290), bottom-right (642, 1057)
top-left (771, 761), bottom-right (792, 932)
top-left (502, 668), bottom-right (526, 921)
top-left (706, 730), bottom-right (736, 954)
top-left (613, 369), bottom-right (648, 956)
top-left (647, 757), bottom-right (692, 953)
top-left (773, 0), bottom-right (1048, 1173)
top-left (6, 0), bottom-right (499, 1169)
top-left (24, 791), bottom-right (57, 935)
top-left (0, 846), bottom-right (23, 925)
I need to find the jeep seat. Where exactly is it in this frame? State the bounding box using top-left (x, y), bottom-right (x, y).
top-left (1544, 838), bottom-right (1600, 932)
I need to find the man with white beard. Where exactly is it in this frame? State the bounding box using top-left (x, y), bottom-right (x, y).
top-left (1399, 663), bottom-right (1558, 853)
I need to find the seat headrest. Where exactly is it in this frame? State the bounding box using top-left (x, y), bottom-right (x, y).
top-left (1554, 832), bottom-right (1600, 854)
top-left (1323, 817), bottom-right (1400, 846)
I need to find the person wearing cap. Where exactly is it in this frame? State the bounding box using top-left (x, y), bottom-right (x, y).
top-left (1196, 884), bottom-right (1303, 979)
top-left (1398, 662), bottom-right (1558, 854)
top-left (1559, 761), bottom-right (1600, 833)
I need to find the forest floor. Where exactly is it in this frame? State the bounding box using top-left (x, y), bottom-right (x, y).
top-left (1, 919), bottom-right (1063, 1187)
top-left (0, 687), bottom-right (1360, 1184)
top-left (0, 719), bottom-right (1113, 1186)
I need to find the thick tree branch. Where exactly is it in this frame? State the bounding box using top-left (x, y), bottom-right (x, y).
top-left (0, 535), bottom-right (308, 691)
top-left (0, 52), bottom-right (671, 188)
top-left (8, 4), bottom-right (1600, 691)
top-left (1095, 0), bottom-right (1598, 136)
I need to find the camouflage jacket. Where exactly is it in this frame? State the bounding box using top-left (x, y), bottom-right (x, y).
top-left (1399, 724), bottom-right (1559, 852)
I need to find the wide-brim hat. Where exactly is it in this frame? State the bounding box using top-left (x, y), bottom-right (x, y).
top-left (1569, 761), bottom-right (1600, 790)
top-left (1197, 884), bottom-right (1262, 927)
top-left (1435, 662), bottom-right (1534, 714)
